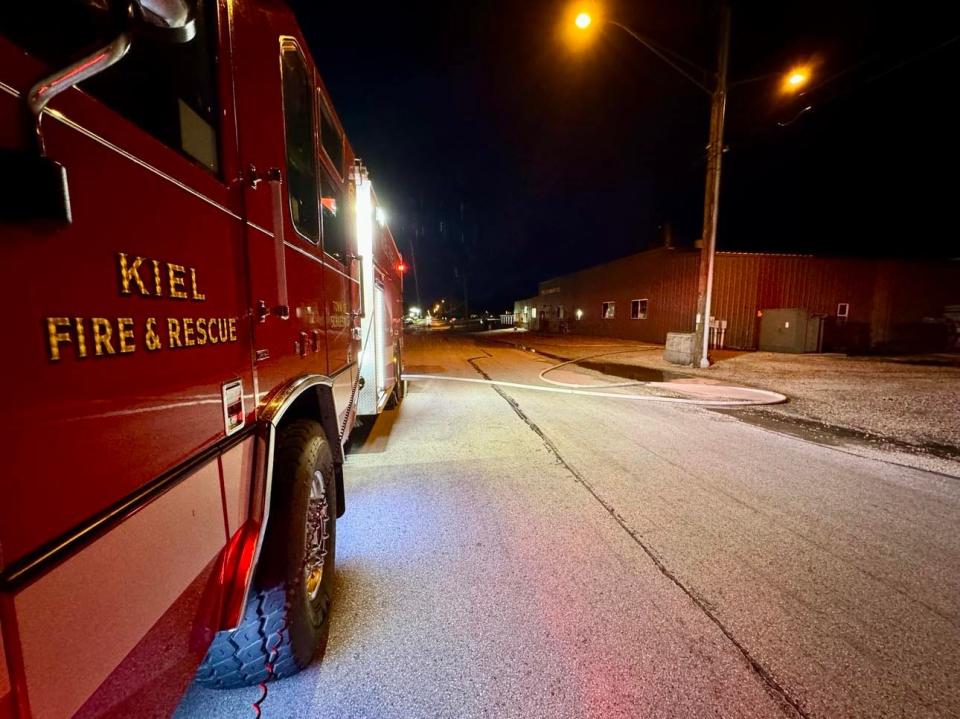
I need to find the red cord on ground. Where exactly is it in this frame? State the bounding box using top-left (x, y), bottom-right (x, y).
top-left (251, 637), bottom-right (282, 717)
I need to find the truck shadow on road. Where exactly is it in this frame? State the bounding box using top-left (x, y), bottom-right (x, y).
top-left (346, 407), bottom-right (401, 455)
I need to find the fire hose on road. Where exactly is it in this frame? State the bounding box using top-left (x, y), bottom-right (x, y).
top-left (404, 349), bottom-right (787, 408)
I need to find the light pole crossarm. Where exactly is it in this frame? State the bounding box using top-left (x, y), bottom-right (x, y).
top-left (607, 20), bottom-right (713, 96)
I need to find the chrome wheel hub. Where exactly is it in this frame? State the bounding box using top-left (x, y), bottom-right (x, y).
top-left (304, 470), bottom-right (330, 601)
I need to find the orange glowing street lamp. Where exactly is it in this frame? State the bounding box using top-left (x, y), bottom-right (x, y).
top-left (567, 2), bottom-right (727, 368)
top-left (563, 3), bottom-right (602, 50)
top-left (782, 66), bottom-right (812, 94)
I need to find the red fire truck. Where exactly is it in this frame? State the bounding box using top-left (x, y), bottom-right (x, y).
top-left (0, 1), bottom-right (404, 716)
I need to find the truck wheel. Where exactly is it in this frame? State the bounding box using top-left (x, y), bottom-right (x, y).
top-left (195, 419), bottom-right (337, 689)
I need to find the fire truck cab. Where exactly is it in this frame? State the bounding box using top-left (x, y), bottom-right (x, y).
top-left (0, 1), bottom-right (403, 716)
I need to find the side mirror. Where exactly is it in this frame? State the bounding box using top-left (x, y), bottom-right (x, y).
top-left (0, 150), bottom-right (72, 223)
top-left (0, 0), bottom-right (198, 225)
top-left (134, 0), bottom-right (198, 44)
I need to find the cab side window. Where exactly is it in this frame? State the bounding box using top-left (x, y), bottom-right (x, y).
top-left (321, 170), bottom-right (347, 263)
top-left (1, 0), bottom-right (221, 174)
top-left (318, 99), bottom-right (343, 176)
top-left (280, 41), bottom-right (320, 243)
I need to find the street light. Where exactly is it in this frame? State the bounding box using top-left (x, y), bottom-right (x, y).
top-left (781, 65), bottom-right (812, 94)
top-left (569, 4), bottom-right (812, 368)
top-left (562, 3), bottom-right (601, 50)
top-left (569, 4), bottom-right (726, 367)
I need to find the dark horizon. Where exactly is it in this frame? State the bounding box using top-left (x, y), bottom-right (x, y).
top-left (290, 0), bottom-right (960, 312)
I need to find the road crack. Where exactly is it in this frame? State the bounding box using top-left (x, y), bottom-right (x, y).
top-left (466, 351), bottom-right (810, 719)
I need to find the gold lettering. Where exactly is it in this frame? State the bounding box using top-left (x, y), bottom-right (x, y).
top-left (152, 259), bottom-right (163, 296)
top-left (228, 317), bottom-right (237, 342)
top-left (167, 318), bottom-right (182, 348)
top-left (92, 318), bottom-right (115, 356)
top-left (145, 318), bottom-right (162, 351)
top-left (118, 253), bottom-right (150, 296)
top-left (217, 319), bottom-right (227, 343)
top-left (46, 317), bottom-right (71, 361)
top-left (168, 263), bottom-right (188, 299)
top-left (74, 317), bottom-right (88, 358)
top-left (196, 318), bottom-right (208, 345)
top-left (117, 317), bottom-right (135, 353)
top-left (190, 268), bottom-right (206, 301)
top-left (183, 317), bottom-right (196, 346)
top-left (208, 317), bottom-right (219, 344)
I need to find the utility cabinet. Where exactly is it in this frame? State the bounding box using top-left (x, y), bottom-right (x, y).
top-left (759, 308), bottom-right (824, 353)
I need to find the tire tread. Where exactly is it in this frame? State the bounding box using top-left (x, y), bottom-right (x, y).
top-left (194, 419), bottom-right (335, 690)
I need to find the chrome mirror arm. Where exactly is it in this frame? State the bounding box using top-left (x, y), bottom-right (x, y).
top-left (27, 32), bottom-right (132, 153)
top-left (6, 0), bottom-right (198, 223)
top-left (26, 0), bottom-right (198, 154)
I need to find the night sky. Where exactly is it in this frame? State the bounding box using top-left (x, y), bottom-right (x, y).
top-left (288, 0), bottom-right (960, 313)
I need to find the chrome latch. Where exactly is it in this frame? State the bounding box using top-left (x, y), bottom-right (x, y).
top-left (256, 299), bottom-right (290, 323)
top-left (246, 164), bottom-right (282, 190)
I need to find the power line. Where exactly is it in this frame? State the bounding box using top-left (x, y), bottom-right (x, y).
top-left (800, 31), bottom-right (960, 113)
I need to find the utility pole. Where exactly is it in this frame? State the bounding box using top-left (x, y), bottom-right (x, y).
top-left (408, 226), bottom-right (422, 310)
top-left (693, 3), bottom-right (731, 368)
top-left (578, 5), bottom-right (805, 367)
top-left (409, 196), bottom-right (423, 311)
top-left (459, 200), bottom-right (469, 318)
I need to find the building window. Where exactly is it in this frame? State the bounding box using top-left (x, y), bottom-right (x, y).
top-left (531, 307), bottom-right (537, 319)
top-left (558, 306), bottom-right (565, 320)
top-left (837, 302), bottom-right (849, 318)
top-left (602, 301), bottom-right (615, 319)
top-left (631, 299), bottom-right (648, 320)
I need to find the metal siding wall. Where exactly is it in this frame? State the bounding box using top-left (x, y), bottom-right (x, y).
top-left (750, 255), bottom-right (877, 348)
top-left (879, 260), bottom-right (960, 347)
top-left (714, 254), bottom-right (761, 349)
top-left (707, 254), bottom-right (885, 349)
top-left (521, 251), bottom-right (959, 349)
top-left (885, 260), bottom-right (960, 321)
top-left (543, 249), bottom-right (698, 342)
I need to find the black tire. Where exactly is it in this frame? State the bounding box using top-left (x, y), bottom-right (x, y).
top-left (194, 419), bottom-right (337, 689)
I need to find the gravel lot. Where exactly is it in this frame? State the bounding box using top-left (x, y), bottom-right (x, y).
top-left (482, 330), bottom-right (960, 455)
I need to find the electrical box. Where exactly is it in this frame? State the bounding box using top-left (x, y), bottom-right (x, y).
top-left (759, 309), bottom-right (823, 353)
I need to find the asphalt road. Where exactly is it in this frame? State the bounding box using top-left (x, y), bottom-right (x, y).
top-left (176, 333), bottom-right (960, 719)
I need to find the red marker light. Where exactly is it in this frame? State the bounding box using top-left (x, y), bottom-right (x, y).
top-left (397, 262), bottom-right (408, 273)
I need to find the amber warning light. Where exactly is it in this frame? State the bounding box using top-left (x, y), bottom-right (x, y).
top-left (397, 262), bottom-right (408, 273)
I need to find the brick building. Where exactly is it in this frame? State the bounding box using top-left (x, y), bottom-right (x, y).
top-left (514, 248), bottom-right (960, 352)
